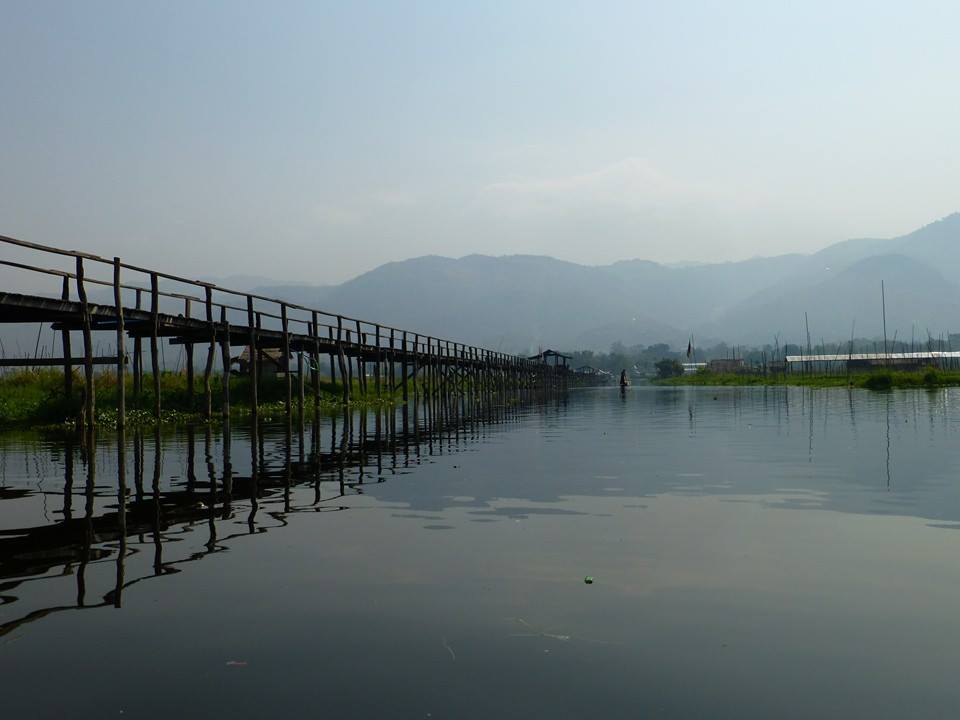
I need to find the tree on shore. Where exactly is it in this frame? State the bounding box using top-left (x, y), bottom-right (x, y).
top-left (655, 359), bottom-right (683, 379)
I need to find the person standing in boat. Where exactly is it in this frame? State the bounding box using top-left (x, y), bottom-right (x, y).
top-left (619, 369), bottom-right (628, 387)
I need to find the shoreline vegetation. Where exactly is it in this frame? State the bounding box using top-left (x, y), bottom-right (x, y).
top-left (0, 369), bottom-right (401, 430)
top-left (656, 367), bottom-right (960, 390)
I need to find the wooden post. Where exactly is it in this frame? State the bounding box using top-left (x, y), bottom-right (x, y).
top-left (374, 325), bottom-right (382, 399)
top-left (76, 257), bottom-right (95, 427)
top-left (297, 345), bottom-right (305, 419)
top-left (281, 303), bottom-right (291, 415)
top-left (256, 312), bottom-right (263, 390)
top-left (61, 276), bottom-right (73, 401)
top-left (389, 328), bottom-right (395, 397)
top-left (202, 286), bottom-right (215, 419)
top-left (150, 272), bottom-right (161, 420)
top-left (311, 312), bottom-right (321, 409)
top-left (113, 258), bottom-right (125, 428)
top-left (246, 296), bottom-right (258, 421)
top-left (220, 308), bottom-right (230, 419)
top-left (345, 329), bottom-right (354, 394)
top-left (412, 333), bottom-right (419, 404)
top-left (327, 325), bottom-right (336, 388)
top-left (401, 331), bottom-right (408, 403)
top-left (355, 320), bottom-right (366, 395)
top-left (133, 289), bottom-right (142, 406)
top-left (337, 317), bottom-right (349, 404)
top-left (184, 297), bottom-right (194, 409)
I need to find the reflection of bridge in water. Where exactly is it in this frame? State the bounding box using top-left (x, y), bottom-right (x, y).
top-left (0, 394), bottom-right (565, 637)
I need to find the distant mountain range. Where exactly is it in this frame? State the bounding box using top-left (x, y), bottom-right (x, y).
top-left (244, 213), bottom-right (960, 353)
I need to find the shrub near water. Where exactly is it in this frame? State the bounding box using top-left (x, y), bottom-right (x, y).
top-left (863, 372), bottom-right (893, 390)
top-left (0, 368), bottom-right (403, 428)
top-left (658, 366), bottom-right (960, 390)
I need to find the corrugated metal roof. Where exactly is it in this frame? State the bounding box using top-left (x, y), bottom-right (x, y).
top-left (786, 351), bottom-right (960, 363)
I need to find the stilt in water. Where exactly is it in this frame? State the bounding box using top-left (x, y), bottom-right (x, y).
top-left (76, 257), bottom-right (95, 428)
top-left (133, 289), bottom-right (142, 407)
top-left (184, 296), bottom-right (194, 410)
top-left (113, 257), bottom-right (125, 429)
top-left (61, 276), bottom-right (73, 403)
top-left (150, 272), bottom-right (161, 420)
top-left (202, 286), bottom-right (215, 419)
top-left (282, 303), bottom-right (292, 416)
top-left (247, 295), bottom-right (258, 423)
top-left (220, 308), bottom-right (231, 420)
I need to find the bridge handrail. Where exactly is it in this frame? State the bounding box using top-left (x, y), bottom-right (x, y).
top-left (0, 234), bottom-right (539, 364)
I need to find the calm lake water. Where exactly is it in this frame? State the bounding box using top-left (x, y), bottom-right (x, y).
top-left (3, 386), bottom-right (960, 718)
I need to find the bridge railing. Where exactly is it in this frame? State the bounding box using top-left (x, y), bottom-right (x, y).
top-left (0, 233), bottom-right (533, 369)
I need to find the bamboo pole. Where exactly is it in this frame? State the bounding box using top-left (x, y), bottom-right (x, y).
top-left (247, 296), bottom-right (258, 421)
top-left (76, 257), bottom-right (95, 427)
top-left (328, 325), bottom-right (336, 388)
top-left (298, 345), bottom-right (305, 419)
top-left (401, 331), bottom-right (409, 403)
top-left (338, 318), bottom-right (349, 404)
top-left (220, 308), bottom-right (231, 419)
top-left (282, 303), bottom-right (291, 416)
top-left (61, 276), bottom-right (73, 401)
top-left (311, 312), bottom-right (321, 408)
top-left (184, 297), bottom-right (194, 409)
top-left (202, 286), bottom-right (215, 418)
top-left (133, 289), bottom-right (142, 406)
top-left (113, 258), bottom-right (125, 428)
top-left (150, 272), bottom-right (161, 419)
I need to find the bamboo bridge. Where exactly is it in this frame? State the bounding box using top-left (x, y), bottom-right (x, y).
top-left (0, 235), bottom-right (570, 426)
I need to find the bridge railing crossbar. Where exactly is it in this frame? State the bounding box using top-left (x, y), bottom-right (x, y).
top-left (0, 234), bottom-right (567, 424)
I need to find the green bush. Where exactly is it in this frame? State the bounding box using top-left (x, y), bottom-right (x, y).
top-left (922, 367), bottom-right (941, 386)
top-left (864, 371), bottom-right (893, 390)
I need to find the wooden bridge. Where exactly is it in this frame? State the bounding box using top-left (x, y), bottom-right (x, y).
top-left (0, 235), bottom-right (569, 426)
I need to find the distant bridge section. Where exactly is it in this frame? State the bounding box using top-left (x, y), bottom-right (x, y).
top-left (0, 234), bottom-right (569, 427)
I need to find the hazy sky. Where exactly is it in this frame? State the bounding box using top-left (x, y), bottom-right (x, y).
top-left (2, 1), bottom-right (958, 284)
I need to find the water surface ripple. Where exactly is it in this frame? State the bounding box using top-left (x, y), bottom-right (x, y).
top-left (2, 386), bottom-right (960, 718)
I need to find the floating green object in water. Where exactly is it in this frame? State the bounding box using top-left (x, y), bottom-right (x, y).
top-left (584, 576), bottom-right (594, 584)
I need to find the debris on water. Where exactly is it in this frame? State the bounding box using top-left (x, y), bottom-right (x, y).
top-left (584, 576), bottom-right (594, 584)
top-left (442, 637), bottom-right (456, 661)
top-left (225, 660), bottom-right (248, 667)
top-left (510, 618), bottom-right (571, 642)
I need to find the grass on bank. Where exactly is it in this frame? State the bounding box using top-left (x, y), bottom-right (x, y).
top-left (0, 368), bottom-right (402, 429)
top-left (656, 367), bottom-right (960, 390)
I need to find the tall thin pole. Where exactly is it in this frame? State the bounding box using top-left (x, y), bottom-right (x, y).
top-left (881, 280), bottom-right (889, 363)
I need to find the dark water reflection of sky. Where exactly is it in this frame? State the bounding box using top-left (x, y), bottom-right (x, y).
top-left (2, 386), bottom-right (960, 719)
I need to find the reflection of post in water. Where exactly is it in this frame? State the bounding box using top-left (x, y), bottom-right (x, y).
top-left (151, 425), bottom-right (163, 576)
top-left (114, 425), bottom-right (127, 608)
top-left (221, 417), bottom-right (233, 519)
top-left (258, 419), bottom-right (267, 479)
top-left (357, 409), bottom-right (367, 484)
top-left (186, 425), bottom-right (197, 493)
top-left (78, 425), bottom-right (96, 607)
top-left (204, 425), bottom-right (218, 553)
top-left (298, 409), bottom-right (306, 467)
top-left (62, 434), bottom-right (75, 522)
top-left (248, 416), bottom-right (259, 534)
top-left (885, 393), bottom-right (892, 491)
top-left (284, 417), bottom-right (292, 514)
top-left (338, 407), bottom-right (349, 494)
top-left (808, 387), bottom-right (814, 464)
top-left (375, 407), bottom-right (383, 480)
top-left (390, 407), bottom-right (398, 476)
top-left (133, 427), bottom-right (144, 504)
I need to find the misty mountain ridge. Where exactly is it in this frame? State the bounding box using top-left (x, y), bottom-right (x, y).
top-left (245, 213), bottom-right (960, 353)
